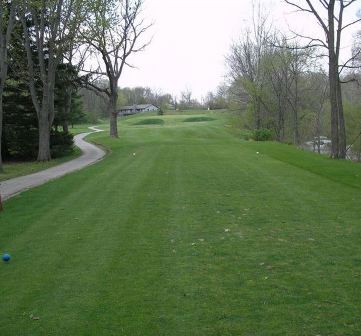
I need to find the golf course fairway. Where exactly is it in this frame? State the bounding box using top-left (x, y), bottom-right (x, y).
top-left (1, 112), bottom-right (360, 335)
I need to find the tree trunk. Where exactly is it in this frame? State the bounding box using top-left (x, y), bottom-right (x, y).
top-left (316, 107), bottom-right (321, 154)
top-left (328, 12), bottom-right (339, 159)
top-left (293, 108), bottom-right (299, 145)
top-left (36, 78), bottom-right (55, 161)
top-left (37, 107), bottom-right (52, 162)
top-left (327, 1), bottom-right (347, 159)
top-left (254, 98), bottom-right (261, 130)
top-left (63, 122), bottom-right (69, 133)
top-left (293, 75), bottom-right (300, 145)
top-left (328, 52), bottom-right (347, 159)
top-left (336, 80), bottom-right (346, 158)
top-left (110, 111), bottom-right (118, 138)
top-left (38, 115), bottom-right (51, 161)
top-left (109, 88), bottom-right (119, 138)
top-left (0, 2), bottom-right (15, 171)
top-left (277, 94), bottom-right (284, 142)
top-left (329, 66), bottom-right (339, 158)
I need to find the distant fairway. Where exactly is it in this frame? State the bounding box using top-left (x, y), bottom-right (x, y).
top-left (1, 112), bottom-right (361, 335)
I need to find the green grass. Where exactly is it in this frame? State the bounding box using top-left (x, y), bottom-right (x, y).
top-left (69, 124), bottom-right (96, 135)
top-left (1, 112), bottom-right (361, 335)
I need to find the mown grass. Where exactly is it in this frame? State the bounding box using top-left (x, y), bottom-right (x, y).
top-left (0, 112), bottom-right (361, 335)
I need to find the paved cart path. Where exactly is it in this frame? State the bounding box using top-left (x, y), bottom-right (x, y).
top-left (1, 126), bottom-right (105, 201)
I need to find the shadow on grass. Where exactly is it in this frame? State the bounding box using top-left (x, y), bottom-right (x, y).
top-left (183, 116), bottom-right (215, 123)
top-left (133, 118), bottom-right (165, 126)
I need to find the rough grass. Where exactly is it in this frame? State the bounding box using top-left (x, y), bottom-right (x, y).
top-left (1, 113), bottom-right (361, 335)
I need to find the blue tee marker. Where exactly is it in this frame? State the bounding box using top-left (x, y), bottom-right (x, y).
top-left (2, 253), bottom-right (11, 262)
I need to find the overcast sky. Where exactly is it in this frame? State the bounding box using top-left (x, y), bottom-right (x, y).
top-left (119, 0), bottom-right (360, 100)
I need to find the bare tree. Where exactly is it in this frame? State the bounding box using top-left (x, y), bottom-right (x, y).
top-left (284, 0), bottom-right (361, 158)
top-left (226, 5), bottom-right (274, 130)
top-left (350, 29), bottom-right (361, 76)
top-left (311, 72), bottom-right (329, 153)
top-left (180, 88), bottom-right (192, 109)
top-left (267, 39), bottom-right (312, 144)
top-left (81, 0), bottom-right (151, 138)
top-left (0, 1), bottom-right (17, 170)
top-left (264, 47), bottom-right (289, 141)
top-left (60, 5), bottom-right (89, 133)
top-left (20, 0), bottom-right (85, 161)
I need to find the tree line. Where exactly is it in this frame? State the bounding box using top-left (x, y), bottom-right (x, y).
top-left (80, 84), bottom-right (228, 120)
top-left (1, 0), bottom-right (360, 169)
top-left (225, 1), bottom-right (361, 159)
top-left (0, 0), bottom-right (149, 170)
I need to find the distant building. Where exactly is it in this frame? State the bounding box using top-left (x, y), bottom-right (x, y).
top-left (118, 104), bottom-right (159, 116)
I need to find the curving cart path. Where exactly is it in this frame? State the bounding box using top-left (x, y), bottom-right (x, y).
top-left (1, 126), bottom-right (105, 201)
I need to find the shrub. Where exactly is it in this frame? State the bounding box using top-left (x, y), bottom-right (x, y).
top-left (253, 128), bottom-right (273, 141)
top-left (50, 131), bottom-right (74, 158)
top-left (239, 129), bottom-right (253, 140)
top-left (2, 124), bottom-right (38, 160)
top-left (2, 85), bottom-right (39, 160)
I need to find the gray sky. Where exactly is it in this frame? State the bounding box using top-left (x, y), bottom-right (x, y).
top-left (120, 0), bottom-right (360, 100)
